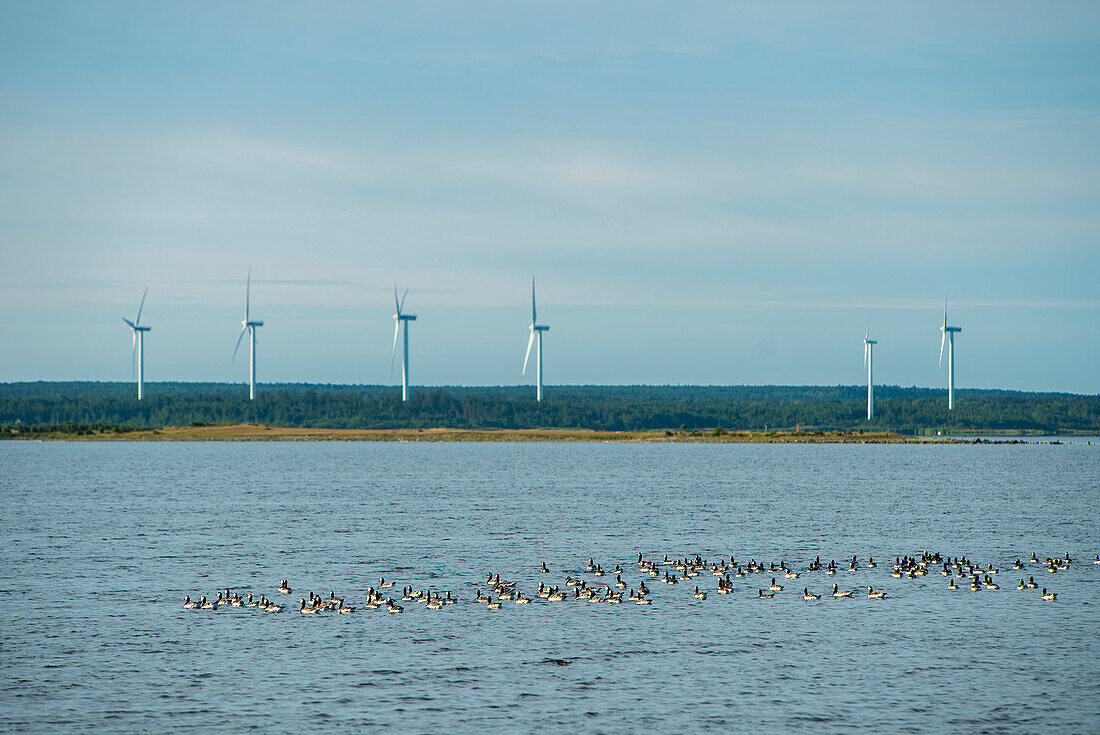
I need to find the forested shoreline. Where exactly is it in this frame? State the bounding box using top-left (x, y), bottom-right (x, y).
top-left (1, 382), bottom-right (1096, 435)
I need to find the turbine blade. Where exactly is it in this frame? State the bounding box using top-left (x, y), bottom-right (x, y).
top-left (122, 317), bottom-right (135, 329)
top-left (233, 325), bottom-right (248, 361)
top-left (531, 277), bottom-right (537, 325)
top-left (523, 330), bottom-right (535, 375)
top-left (391, 320), bottom-right (400, 378)
top-left (246, 267), bottom-right (252, 322)
top-left (943, 296), bottom-right (948, 329)
top-left (865, 315), bottom-right (870, 341)
top-left (394, 285), bottom-right (400, 315)
top-left (400, 289), bottom-right (408, 313)
top-left (864, 342), bottom-right (868, 368)
top-left (135, 287), bottom-right (149, 325)
top-left (939, 331), bottom-right (946, 370)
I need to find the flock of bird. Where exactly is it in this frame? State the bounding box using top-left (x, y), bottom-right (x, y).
top-left (183, 552), bottom-right (1095, 614)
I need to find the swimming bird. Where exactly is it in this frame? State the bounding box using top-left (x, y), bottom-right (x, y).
top-left (1041, 588), bottom-right (1057, 601)
top-left (831, 584), bottom-right (852, 598)
top-left (769, 578), bottom-right (783, 592)
top-left (867, 586), bottom-right (886, 599)
top-left (693, 586), bottom-right (707, 600)
top-left (183, 595), bottom-right (197, 609)
top-left (948, 579), bottom-right (957, 590)
top-left (541, 562), bottom-right (549, 573)
top-left (277, 580), bottom-right (290, 594)
top-left (379, 577), bottom-right (393, 588)
top-left (757, 589), bottom-right (775, 599)
top-left (803, 588), bottom-right (820, 601)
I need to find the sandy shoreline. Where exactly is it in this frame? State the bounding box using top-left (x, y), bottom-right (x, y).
top-left (7, 424), bottom-right (961, 443)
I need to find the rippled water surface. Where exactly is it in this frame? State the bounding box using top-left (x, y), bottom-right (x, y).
top-left (2, 441), bottom-right (1099, 733)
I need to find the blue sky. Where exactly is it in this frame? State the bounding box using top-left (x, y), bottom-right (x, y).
top-left (1, 2), bottom-right (1098, 392)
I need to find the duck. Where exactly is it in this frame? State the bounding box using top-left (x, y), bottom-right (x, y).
top-left (1041, 588), bottom-right (1057, 601)
top-left (867, 586), bottom-right (886, 599)
top-left (183, 595), bottom-right (198, 609)
top-left (803, 588), bottom-right (820, 601)
top-left (831, 584), bottom-right (852, 598)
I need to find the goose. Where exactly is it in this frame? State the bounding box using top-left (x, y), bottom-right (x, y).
top-left (948, 579), bottom-right (957, 590)
top-left (338, 600), bottom-right (355, 614)
top-left (486, 599), bottom-right (503, 610)
top-left (784, 570), bottom-right (800, 580)
top-left (1030, 553), bottom-right (1039, 564)
top-left (693, 586), bottom-right (707, 600)
top-left (277, 580), bottom-right (291, 595)
top-left (547, 589), bottom-right (566, 602)
top-left (299, 598), bottom-right (318, 614)
top-left (867, 557), bottom-right (877, 568)
top-left (757, 588), bottom-right (775, 599)
top-left (867, 586), bottom-right (886, 599)
top-left (803, 588), bottom-right (820, 601)
top-left (831, 584), bottom-right (852, 598)
top-left (183, 595), bottom-right (198, 609)
top-left (386, 600), bottom-right (404, 613)
top-left (1094, 554), bottom-right (1100, 566)
top-left (1013, 559), bottom-right (1023, 570)
top-left (1017, 579), bottom-right (1026, 590)
top-left (200, 596), bottom-right (217, 610)
top-left (515, 593), bottom-right (531, 604)
top-left (263, 598), bottom-right (284, 613)
top-left (635, 597), bottom-right (651, 605)
top-left (1027, 576), bottom-right (1038, 589)
top-left (586, 558), bottom-right (596, 572)
top-left (540, 562), bottom-right (549, 574)
top-left (769, 578), bottom-right (783, 592)
top-left (614, 574), bottom-right (626, 589)
top-left (379, 577), bottom-right (393, 588)
top-left (1041, 588), bottom-right (1057, 601)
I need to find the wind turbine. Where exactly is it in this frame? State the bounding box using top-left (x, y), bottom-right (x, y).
top-left (392, 286), bottom-right (416, 402)
top-left (121, 287), bottom-right (151, 400)
top-left (523, 278), bottom-right (550, 402)
top-left (233, 267), bottom-right (264, 400)
top-left (939, 298), bottom-right (962, 410)
top-left (863, 317), bottom-right (877, 421)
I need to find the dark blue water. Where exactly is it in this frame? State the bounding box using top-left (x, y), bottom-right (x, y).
top-left (2, 441), bottom-right (1098, 733)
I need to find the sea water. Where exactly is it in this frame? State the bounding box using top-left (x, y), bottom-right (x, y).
top-left (1, 441), bottom-right (1098, 732)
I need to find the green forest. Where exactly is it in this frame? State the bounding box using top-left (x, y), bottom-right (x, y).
top-left (1, 382), bottom-right (1097, 434)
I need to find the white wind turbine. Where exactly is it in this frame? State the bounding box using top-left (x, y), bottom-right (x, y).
top-left (392, 286), bottom-right (416, 402)
top-left (939, 298), bottom-right (962, 410)
top-left (863, 317), bottom-right (877, 421)
top-left (233, 267), bottom-right (264, 400)
top-left (121, 287), bottom-right (151, 400)
top-left (523, 278), bottom-right (550, 402)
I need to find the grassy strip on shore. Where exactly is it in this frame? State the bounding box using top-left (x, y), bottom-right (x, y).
top-left (5, 423), bottom-right (953, 443)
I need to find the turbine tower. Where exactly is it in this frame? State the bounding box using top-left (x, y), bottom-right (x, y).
top-left (863, 318), bottom-right (877, 421)
top-left (233, 267), bottom-right (264, 400)
top-left (392, 286), bottom-right (416, 402)
top-left (523, 278), bottom-right (550, 402)
top-left (121, 287), bottom-right (151, 400)
top-left (939, 298), bottom-right (962, 410)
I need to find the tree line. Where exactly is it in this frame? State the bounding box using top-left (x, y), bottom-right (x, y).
top-left (1, 382), bottom-right (1097, 434)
